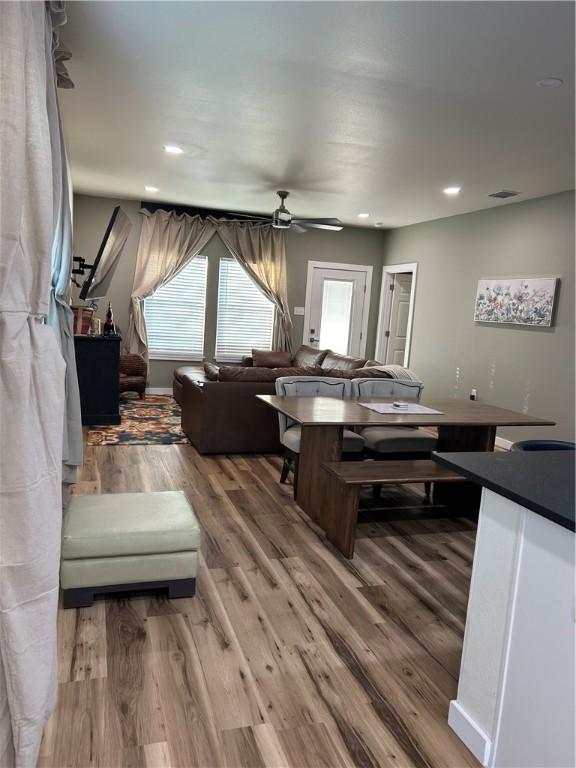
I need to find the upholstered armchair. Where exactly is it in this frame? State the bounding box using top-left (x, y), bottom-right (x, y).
top-left (350, 378), bottom-right (437, 497)
top-left (119, 353), bottom-right (147, 399)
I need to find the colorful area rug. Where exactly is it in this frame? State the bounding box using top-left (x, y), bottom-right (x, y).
top-left (86, 394), bottom-right (189, 445)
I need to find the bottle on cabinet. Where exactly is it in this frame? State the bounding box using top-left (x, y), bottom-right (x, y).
top-left (103, 302), bottom-right (116, 336)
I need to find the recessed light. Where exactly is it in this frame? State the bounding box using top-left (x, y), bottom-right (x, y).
top-left (357, 212), bottom-right (370, 218)
top-left (374, 222), bottom-right (385, 228)
top-left (443, 186), bottom-right (461, 196)
top-left (163, 145), bottom-right (184, 155)
top-left (144, 185), bottom-right (159, 193)
top-left (536, 78), bottom-right (563, 89)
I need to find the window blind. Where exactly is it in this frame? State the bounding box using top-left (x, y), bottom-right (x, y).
top-left (144, 256), bottom-right (207, 360)
top-left (215, 257), bottom-right (275, 361)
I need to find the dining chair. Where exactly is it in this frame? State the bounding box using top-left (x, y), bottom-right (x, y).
top-left (351, 377), bottom-right (437, 497)
top-left (274, 376), bottom-right (365, 495)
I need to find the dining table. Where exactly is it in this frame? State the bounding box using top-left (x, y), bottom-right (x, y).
top-left (257, 394), bottom-right (555, 529)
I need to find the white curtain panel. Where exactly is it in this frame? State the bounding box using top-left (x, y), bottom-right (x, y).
top-left (0, 4), bottom-right (67, 766)
top-left (215, 220), bottom-right (293, 352)
top-left (47, 38), bottom-right (82, 486)
top-left (127, 209), bottom-right (216, 361)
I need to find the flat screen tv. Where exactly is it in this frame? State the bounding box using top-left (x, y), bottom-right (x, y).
top-left (79, 206), bottom-right (132, 301)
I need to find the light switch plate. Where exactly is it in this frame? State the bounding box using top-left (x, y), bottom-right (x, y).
top-left (293, 306), bottom-right (305, 316)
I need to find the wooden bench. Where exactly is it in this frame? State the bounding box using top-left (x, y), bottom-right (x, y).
top-left (320, 459), bottom-right (465, 558)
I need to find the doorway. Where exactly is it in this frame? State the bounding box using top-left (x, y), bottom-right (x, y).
top-left (303, 261), bottom-right (372, 357)
top-left (375, 263), bottom-right (418, 366)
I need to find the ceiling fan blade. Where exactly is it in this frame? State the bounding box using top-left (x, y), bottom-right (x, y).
top-left (228, 211), bottom-right (272, 221)
top-left (292, 218), bottom-right (342, 226)
top-left (290, 222), bottom-right (307, 234)
top-left (297, 220), bottom-right (343, 232)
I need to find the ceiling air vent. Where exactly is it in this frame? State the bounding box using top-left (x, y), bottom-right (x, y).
top-left (488, 190), bottom-right (520, 199)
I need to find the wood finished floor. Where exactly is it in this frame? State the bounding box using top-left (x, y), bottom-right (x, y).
top-left (41, 444), bottom-right (479, 768)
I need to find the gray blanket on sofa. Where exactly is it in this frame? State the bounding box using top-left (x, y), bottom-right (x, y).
top-left (372, 364), bottom-right (423, 382)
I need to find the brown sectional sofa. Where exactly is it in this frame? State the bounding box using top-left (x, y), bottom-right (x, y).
top-left (173, 345), bottom-right (392, 454)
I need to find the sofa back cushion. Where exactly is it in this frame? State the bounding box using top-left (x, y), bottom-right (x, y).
top-left (321, 351), bottom-right (367, 370)
top-left (293, 344), bottom-right (329, 367)
top-left (203, 362), bottom-right (220, 381)
top-left (218, 365), bottom-right (321, 382)
top-left (252, 349), bottom-right (293, 368)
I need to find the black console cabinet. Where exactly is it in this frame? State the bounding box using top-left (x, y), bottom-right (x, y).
top-left (74, 335), bottom-right (121, 425)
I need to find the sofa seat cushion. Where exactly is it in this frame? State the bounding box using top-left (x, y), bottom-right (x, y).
top-left (60, 550), bottom-right (198, 590)
top-left (62, 491), bottom-right (201, 560)
top-left (281, 425), bottom-right (364, 454)
top-left (218, 365), bottom-right (320, 382)
top-left (321, 351), bottom-right (367, 370)
top-left (293, 344), bottom-right (329, 367)
top-left (119, 375), bottom-right (145, 386)
top-left (361, 426), bottom-right (437, 453)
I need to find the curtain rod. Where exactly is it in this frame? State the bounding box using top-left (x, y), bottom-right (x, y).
top-left (140, 201), bottom-right (266, 222)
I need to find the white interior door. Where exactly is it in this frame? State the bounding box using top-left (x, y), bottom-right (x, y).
top-left (304, 263), bottom-right (371, 356)
top-left (385, 273), bottom-right (413, 364)
top-left (375, 263), bottom-right (418, 367)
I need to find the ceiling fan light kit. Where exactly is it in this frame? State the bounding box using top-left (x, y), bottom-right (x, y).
top-left (272, 190), bottom-right (292, 229)
top-left (231, 190), bottom-right (343, 233)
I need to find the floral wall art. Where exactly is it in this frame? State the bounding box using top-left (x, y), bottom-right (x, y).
top-left (474, 277), bottom-right (558, 326)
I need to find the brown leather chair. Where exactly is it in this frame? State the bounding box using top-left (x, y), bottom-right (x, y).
top-left (119, 353), bottom-right (147, 399)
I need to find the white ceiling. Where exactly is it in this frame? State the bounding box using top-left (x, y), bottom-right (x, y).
top-left (60, 1), bottom-right (574, 228)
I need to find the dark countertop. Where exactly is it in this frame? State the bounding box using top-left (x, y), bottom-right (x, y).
top-left (433, 451), bottom-right (575, 532)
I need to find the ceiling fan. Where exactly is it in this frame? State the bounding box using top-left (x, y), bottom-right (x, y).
top-left (231, 191), bottom-right (343, 233)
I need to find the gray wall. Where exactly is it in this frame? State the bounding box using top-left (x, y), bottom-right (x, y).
top-left (382, 191), bottom-right (575, 442)
top-left (72, 194), bottom-right (385, 387)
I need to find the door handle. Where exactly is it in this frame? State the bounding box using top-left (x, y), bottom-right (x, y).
top-left (309, 337), bottom-right (320, 343)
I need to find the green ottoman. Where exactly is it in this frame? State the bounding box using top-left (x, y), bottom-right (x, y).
top-left (61, 491), bottom-right (200, 608)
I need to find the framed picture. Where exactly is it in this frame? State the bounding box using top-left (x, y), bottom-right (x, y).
top-left (474, 277), bottom-right (558, 326)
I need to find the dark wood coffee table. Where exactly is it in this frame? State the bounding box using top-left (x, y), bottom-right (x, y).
top-left (257, 395), bottom-right (555, 537)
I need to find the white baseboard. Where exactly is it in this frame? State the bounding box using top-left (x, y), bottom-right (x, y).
top-left (495, 436), bottom-right (512, 451)
top-left (448, 700), bottom-right (492, 766)
top-left (146, 387), bottom-right (172, 395)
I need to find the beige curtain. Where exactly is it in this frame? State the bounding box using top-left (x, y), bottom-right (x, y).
top-left (214, 220), bottom-right (293, 352)
top-left (1, 3), bottom-right (67, 766)
top-left (47, 25), bottom-right (82, 486)
top-left (127, 209), bottom-right (216, 360)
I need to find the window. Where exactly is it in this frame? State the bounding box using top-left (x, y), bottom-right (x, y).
top-left (215, 257), bottom-right (275, 361)
top-left (144, 256), bottom-right (208, 360)
top-left (319, 279), bottom-right (354, 354)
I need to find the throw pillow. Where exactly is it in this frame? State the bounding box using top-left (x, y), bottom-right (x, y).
top-left (321, 351), bottom-right (367, 370)
top-left (292, 344), bottom-right (329, 367)
top-left (203, 362), bottom-right (220, 381)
